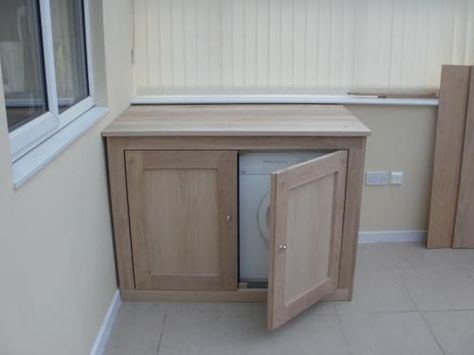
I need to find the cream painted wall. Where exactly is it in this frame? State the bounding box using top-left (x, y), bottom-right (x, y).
top-left (0, 1), bottom-right (132, 354)
top-left (348, 105), bottom-right (437, 231)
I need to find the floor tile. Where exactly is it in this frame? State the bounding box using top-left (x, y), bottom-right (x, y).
top-left (451, 249), bottom-right (474, 270)
top-left (335, 264), bottom-right (416, 313)
top-left (401, 267), bottom-right (474, 311)
top-left (158, 312), bottom-right (256, 355)
top-left (356, 243), bottom-right (395, 271)
top-left (462, 260), bottom-right (474, 281)
top-left (423, 310), bottom-right (474, 355)
top-left (165, 301), bottom-right (255, 317)
top-left (104, 302), bottom-right (166, 355)
top-left (465, 267), bottom-right (474, 280)
top-left (251, 314), bottom-right (350, 355)
top-left (249, 300), bottom-right (337, 321)
top-left (159, 303), bottom-right (346, 355)
top-left (379, 242), bottom-right (474, 271)
top-left (339, 312), bottom-right (444, 355)
top-left (104, 243), bottom-right (474, 355)
top-left (299, 301), bottom-right (337, 315)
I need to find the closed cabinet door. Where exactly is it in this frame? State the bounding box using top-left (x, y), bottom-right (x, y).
top-left (267, 151), bottom-right (348, 330)
top-left (125, 150), bottom-right (238, 291)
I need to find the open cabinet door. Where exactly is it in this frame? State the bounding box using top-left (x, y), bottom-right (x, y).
top-left (267, 151), bottom-right (348, 330)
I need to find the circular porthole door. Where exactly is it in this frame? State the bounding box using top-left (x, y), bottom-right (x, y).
top-left (257, 191), bottom-right (271, 243)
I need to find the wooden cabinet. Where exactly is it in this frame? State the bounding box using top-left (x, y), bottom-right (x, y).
top-left (104, 104), bottom-right (370, 330)
top-left (125, 150), bottom-right (237, 290)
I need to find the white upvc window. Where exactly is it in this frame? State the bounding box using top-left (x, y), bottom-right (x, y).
top-left (1, 0), bottom-right (94, 162)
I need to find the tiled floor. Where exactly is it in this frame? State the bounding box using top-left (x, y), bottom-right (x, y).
top-left (104, 242), bottom-right (474, 355)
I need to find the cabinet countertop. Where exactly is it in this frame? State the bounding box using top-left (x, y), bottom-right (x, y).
top-left (102, 104), bottom-right (371, 137)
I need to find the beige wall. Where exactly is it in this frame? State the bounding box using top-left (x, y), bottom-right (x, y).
top-left (0, 1), bottom-right (132, 354)
top-left (349, 105), bottom-right (437, 231)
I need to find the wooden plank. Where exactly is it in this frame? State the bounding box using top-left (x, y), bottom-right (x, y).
top-left (102, 104), bottom-right (371, 137)
top-left (106, 138), bottom-right (135, 289)
top-left (453, 69), bottom-right (474, 248)
top-left (267, 151), bottom-right (347, 330)
top-left (427, 65), bottom-right (471, 248)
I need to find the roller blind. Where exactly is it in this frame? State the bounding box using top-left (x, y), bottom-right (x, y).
top-left (132, 0), bottom-right (474, 97)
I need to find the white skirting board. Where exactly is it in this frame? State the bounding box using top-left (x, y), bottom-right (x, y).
top-left (358, 230), bottom-right (426, 243)
top-left (90, 290), bottom-right (121, 355)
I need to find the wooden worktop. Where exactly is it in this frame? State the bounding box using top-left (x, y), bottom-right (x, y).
top-left (102, 104), bottom-right (371, 137)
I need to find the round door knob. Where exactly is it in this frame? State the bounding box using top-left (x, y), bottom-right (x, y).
top-left (279, 244), bottom-right (287, 250)
top-left (225, 214), bottom-right (232, 223)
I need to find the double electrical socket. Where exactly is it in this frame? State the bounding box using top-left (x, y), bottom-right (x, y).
top-left (366, 171), bottom-right (403, 186)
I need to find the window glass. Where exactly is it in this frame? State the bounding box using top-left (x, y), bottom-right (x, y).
top-left (0, 0), bottom-right (48, 132)
top-left (50, 0), bottom-right (89, 113)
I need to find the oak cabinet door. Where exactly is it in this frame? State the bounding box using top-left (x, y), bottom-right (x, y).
top-left (125, 150), bottom-right (238, 290)
top-left (267, 151), bottom-right (348, 330)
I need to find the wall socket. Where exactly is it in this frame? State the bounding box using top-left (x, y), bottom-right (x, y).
top-left (366, 171), bottom-right (389, 186)
top-left (366, 171), bottom-right (404, 186)
top-left (389, 171), bottom-right (404, 185)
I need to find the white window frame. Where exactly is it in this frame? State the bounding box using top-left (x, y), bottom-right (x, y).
top-left (8, 0), bottom-right (95, 162)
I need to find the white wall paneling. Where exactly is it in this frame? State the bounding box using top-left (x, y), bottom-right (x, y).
top-left (132, 0), bottom-right (474, 96)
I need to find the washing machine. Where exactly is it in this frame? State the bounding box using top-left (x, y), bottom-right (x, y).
top-left (239, 151), bottom-right (324, 283)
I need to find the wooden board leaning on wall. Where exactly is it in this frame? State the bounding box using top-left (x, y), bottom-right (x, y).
top-left (427, 65), bottom-right (474, 249)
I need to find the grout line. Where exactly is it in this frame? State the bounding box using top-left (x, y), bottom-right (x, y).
top-left (337, 309), bottom-right (419, 315)
top-left (156, 309), bottom-right (168, 355)
top-left (395, 262), bottom-right (421, 312)
top-left (418, 311), bottom-right (447, 355)
top-left (336, 307), bottom-right (474, 315)
top-left (390, 249), bottom-right (446, 355)
top-left (463, 267), bottom-right (474, 283)
top-left (334, 311), bottom-right (355, 355)
top-left (422, 308), bottom-right (474, 314)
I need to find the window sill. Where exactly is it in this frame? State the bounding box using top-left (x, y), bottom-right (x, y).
top-left (12, 106), bottom-right (109, 188)
top-left (131, 94), bottom-right (439, 106)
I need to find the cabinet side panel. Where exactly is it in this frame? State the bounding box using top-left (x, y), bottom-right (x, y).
top-left (337, 139), bottom-right (366, 297)
top-left (106, 138), bottom-right (135, 289)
